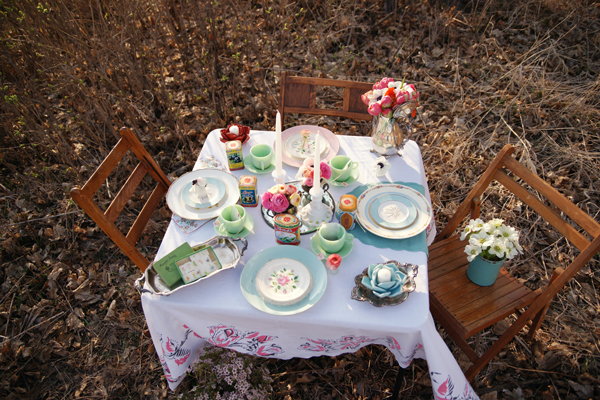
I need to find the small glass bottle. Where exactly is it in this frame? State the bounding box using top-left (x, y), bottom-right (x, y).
top-left (326, 254), bottom-right (341, 274)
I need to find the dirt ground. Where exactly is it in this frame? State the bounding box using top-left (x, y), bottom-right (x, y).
top-left (1, 0), bottom-right (599, 399)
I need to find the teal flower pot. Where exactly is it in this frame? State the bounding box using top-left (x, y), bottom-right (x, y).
top-left (466, 255), bottom-right (505, 286)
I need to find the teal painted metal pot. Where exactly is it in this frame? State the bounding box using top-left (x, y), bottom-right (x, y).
top-left (466, 255), bottom-right (504, 286)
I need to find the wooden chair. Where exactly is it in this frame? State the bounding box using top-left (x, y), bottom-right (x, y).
top-left (70, 127), bottom-right (171, 272)
top-left (428, 144), bottom-right (600, 381)
top-left (279, 72), bottom-right (373, 126)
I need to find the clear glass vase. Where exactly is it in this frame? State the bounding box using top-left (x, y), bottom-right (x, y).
top-left (371, 100), bottom-right (418, 156)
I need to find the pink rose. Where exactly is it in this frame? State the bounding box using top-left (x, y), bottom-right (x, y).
top-left (270, 193), bottom-right (289, 213)
top-left (277, 276), bottom-right (290, 285)
top-left (262, 191), bottom-right (273, 209)
top-left (285, 185), bottom-right (297, 195)
top-left (303, 177), bottom-right (314, 187)
top-left (368, 102), bottom-right (382, 116)
top-left (319, 162), bottom-right (332, 180)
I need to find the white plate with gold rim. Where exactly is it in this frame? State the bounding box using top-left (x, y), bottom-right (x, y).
top-left (276, 125), bottom-right (339, 167)
top-left (284, 131), bottom-right (330, 160)
top-left (166, 169), bottom-right (239, 220)
top-left (356, 184), bottom-right (431, 239)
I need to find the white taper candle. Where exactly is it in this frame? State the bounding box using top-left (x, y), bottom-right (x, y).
top-left (275, 111), bottom-right (282, 174)
top-left (313, 132), bottom-right (321, 187)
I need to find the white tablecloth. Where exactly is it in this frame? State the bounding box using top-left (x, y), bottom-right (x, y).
top-left (141, 130), bottom-right (478, 399)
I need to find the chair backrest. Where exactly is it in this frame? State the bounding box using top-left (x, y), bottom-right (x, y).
top-left (437, 143), bottom-right (600, 327)
top-left (279, 72), bottom-right (373, 126)
top-left (70, 127), bottom-right (171, 272)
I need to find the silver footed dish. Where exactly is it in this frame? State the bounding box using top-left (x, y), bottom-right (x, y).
top-left (350, 261), bottom-right (418, 307)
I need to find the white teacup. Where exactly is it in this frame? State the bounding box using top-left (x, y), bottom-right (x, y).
top-left (218, 205), bottom-right (246, 234)
top-left (318, 222), bottom-right (353, 253)
top-left (329, 155), bottom-right (359, 182)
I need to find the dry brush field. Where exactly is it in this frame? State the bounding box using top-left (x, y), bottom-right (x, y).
top-left (1, 0), bottom-right (599, 398)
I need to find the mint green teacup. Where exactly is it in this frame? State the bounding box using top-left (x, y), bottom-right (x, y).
top-left (329, 155), bottom-right (359, 182)
top-left (318, 222), bottom-right (353, 253)
top-left (250, 144), bottom-right (273, 170)
top-left (218, 205), bottom-right (246, 234)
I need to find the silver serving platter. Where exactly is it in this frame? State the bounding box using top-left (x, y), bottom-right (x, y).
top-left (135, 236), bottom-right (247, 296)
top-left (350, 261), bottom-right (418, 307)
top-left (260, 181), bottom-right (335, 235)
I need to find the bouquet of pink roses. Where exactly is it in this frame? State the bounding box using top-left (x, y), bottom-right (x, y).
top-left (262, 184), bottom-right (302, 215)
top-left (296, 159), bottom-right (332, 191)
top-left (361, 77), bottom-right (419, 118)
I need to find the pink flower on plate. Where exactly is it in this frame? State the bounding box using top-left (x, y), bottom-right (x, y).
top-left (368, 102), bottom-right (382, 116)
top-left (270, 193), bottom-right (290, 213)
top-left (277, 275), bottom-right (291, 285)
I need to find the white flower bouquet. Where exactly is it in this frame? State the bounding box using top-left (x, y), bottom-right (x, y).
top-left (461, 218), bottom-right (523, 262)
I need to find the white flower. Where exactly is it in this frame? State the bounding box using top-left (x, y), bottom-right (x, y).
top-left (373, 156), bottom-right (391, 177)
top-left (461, 218), bottom-right (485, 240)
top-left (465, 244), bottom-right (482, 262)
top-left (460, 225), bottom-right (472, 241)
top-left (504, 239), bottom-right (520, 260)
top-left (489, 218), bottom-right (504, 228)
top-left (497, 225), bottom-right (519, 242)
top-left (488, 239), bottom-right (507, 259)
top-left (462, 218), bottom-right (522, 262)
top-left (470, 230), bottom-right (494, 248)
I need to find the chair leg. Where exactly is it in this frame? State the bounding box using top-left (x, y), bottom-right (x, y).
top-left (385, 365), bottom-right (406, 400)
top-left (430, 297), bottom-right (479, 362)
top-left (526, 268), bottom-right (564, 341)
top-left (464, 309), bottom-right (537, 380)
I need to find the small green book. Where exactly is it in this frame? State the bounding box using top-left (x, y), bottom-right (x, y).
top-left (153, 242), bottom-right (194, 287)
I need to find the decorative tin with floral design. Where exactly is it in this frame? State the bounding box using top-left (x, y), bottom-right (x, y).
top-left (337, 194), bottom-right (357, 231)
top-left (273, 214), bottom-right (301, 245)
top-left (239, 175), bottom-right (258, 207)
top-left (225, 140), bottom-right (244, 171)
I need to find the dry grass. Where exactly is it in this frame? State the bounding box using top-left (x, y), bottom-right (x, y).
top-left (1, 0), bottom-right (599, 398)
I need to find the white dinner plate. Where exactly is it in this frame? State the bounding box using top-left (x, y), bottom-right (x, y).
top-left (240, 246), bottom-right (327, 316)
top-left (166, 169), bottom-right (240, 220)
top-left (181, 178), bottom-right (225, 208)
top-left (356, 184), bottom-right (431, 239)
top-left (284, 131), bottom-right (330, 160)
top-left (275, 125), bottom-right (340, 167)
top-left (367, 193), bottom-right (419, 230)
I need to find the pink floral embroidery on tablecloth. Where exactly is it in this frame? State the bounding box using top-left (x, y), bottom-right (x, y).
top-left (183, 323), bottom-right (284, 357)
top-left (431, 372), bottom-right (476, 400)
top-left (160, 329), bottom-right (193, 371)
top-left (385, 337), bottom-right (424, 367)
top-left (298, 335), bottom-right (376, 352)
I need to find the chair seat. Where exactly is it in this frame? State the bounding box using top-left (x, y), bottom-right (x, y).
top-left (428, 235), bottom-right (539, 339)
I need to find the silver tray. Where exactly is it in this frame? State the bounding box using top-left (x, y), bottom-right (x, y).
top-left (135, 236), bottom-right (247, 296)
top-left (350, 261), bottom-right (418, 307)
top-left (260, 181), bottom-right (335, 235)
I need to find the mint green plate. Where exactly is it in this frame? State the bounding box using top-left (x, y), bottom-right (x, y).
top-left (240, 246), bottom-right (327, 315)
